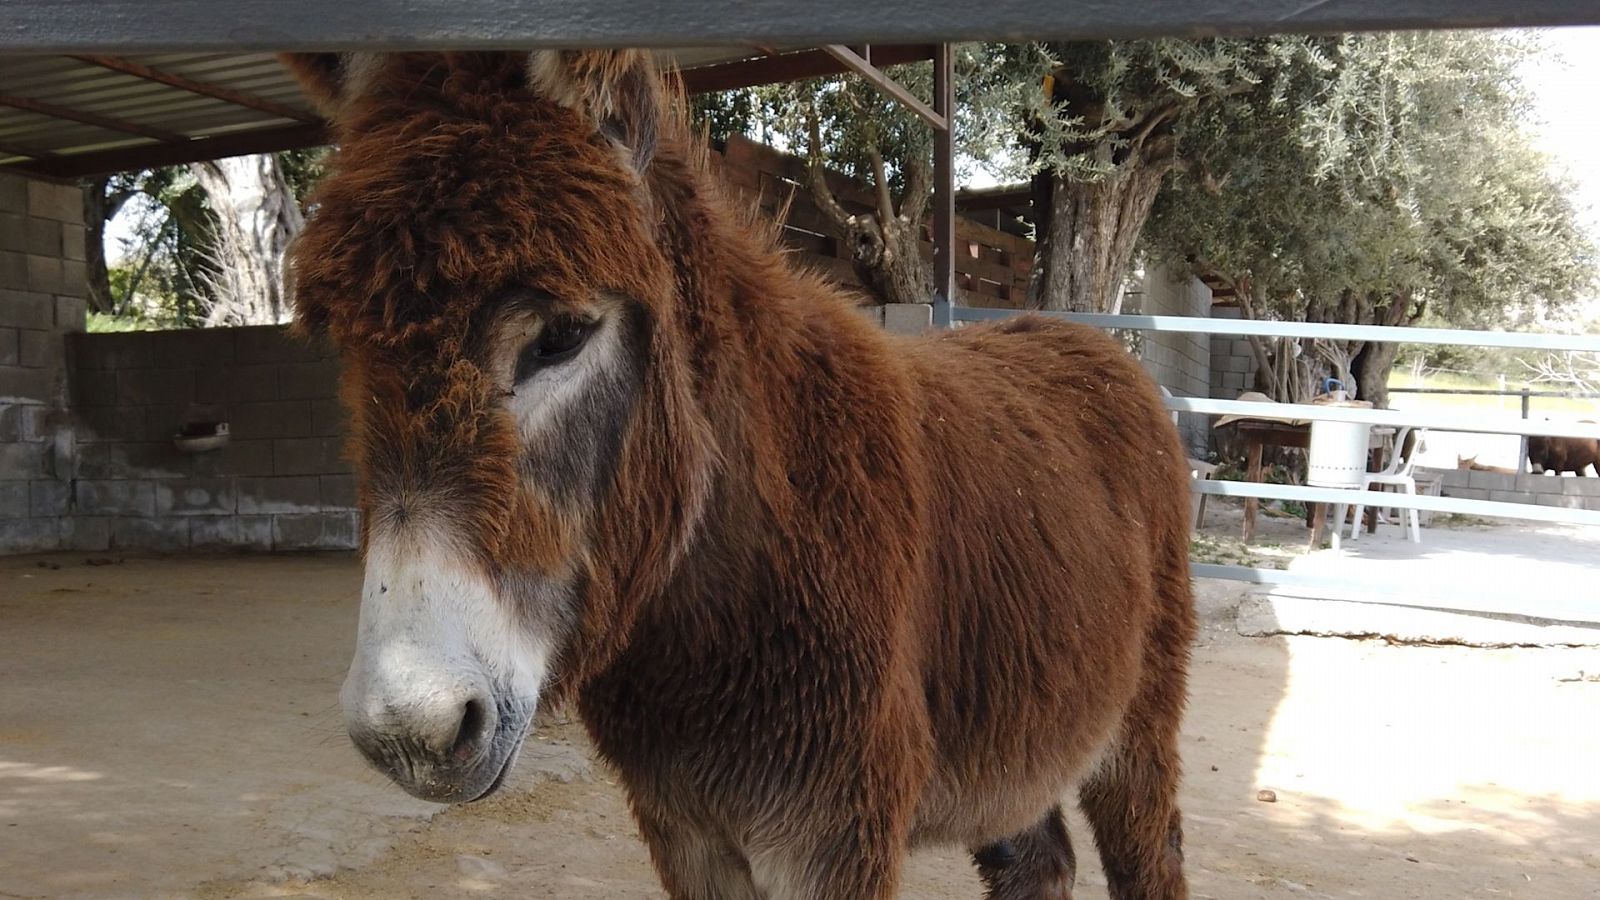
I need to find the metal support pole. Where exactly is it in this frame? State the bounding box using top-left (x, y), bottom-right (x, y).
top-left (931, 43), bottom-right (955, 328)
top-left (1520, 388), bottom-right (1531, 472)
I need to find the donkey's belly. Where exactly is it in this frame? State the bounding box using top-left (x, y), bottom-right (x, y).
top-left (909, 697), bottom-right (1128, 848)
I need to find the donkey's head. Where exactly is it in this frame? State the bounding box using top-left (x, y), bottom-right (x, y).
top-left (285, 51), bottom-right (713, 802)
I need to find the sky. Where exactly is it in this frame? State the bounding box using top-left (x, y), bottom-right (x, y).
top-left (1523, 27), bottom-right (1600, 245)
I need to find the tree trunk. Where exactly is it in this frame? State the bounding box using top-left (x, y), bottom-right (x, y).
top-left (82, 176), bottom-right (139, 316)
top-left (189, 154), bottom-right (304, 326)
top-left (1029, 144), bottom-right (1172, 314)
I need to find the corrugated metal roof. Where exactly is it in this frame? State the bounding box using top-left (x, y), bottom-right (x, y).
top-left (0, 47), bottom-right (818, 177)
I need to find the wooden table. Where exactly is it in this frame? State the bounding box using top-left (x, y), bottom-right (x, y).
top-left (1233, 420), bottom-right (1393, 546)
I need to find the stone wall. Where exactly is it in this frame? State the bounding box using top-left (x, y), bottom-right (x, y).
top-left (63, 325), bottom-right (355, 552)
top-left (1432, 466), bottom-right (1600, 512)
top-left (0, 173), bottom-right (88, 553)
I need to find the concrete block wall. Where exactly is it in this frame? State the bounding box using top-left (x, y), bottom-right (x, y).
top-left (1209, 306), bottom-right (1257, 399)
top-left (1432, 466), bottom-right (1600, 512)
top-left (61, 325), bottom-right (357, 553)
top-left (1138, 265), bottom-right (1212, 456)
top-left (0, 173), bottom-right (88, 553)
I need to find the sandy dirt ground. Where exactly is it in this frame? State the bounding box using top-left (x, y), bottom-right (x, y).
top-left (2, 553), bottom-right (1598, 899)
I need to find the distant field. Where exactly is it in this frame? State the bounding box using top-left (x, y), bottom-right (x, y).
top-left (1386, 372), bottom-right (1599, 470)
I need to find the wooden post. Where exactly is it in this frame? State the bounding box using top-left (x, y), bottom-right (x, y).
top-left (1243, 438), bottom-right (1264, 543)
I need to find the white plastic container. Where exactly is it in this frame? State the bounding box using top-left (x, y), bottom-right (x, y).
top-left (1307, 419), bottom-right (1372, 488)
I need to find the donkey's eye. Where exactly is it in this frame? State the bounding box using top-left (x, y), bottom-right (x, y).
top-left (514, 316), bottom-right (596, 384)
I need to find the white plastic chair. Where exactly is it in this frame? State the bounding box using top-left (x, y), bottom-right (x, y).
top-left (1337, 427), bottom-right (1426, 544)
top-left (1161, 387), bottom-right (1217, 529)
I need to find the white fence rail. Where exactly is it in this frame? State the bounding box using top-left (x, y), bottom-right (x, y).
top-left (948, 307), bottom-right (1600, 595)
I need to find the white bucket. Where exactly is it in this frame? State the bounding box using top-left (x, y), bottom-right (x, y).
top-left (1307, 420), bottom-right (1372, 488)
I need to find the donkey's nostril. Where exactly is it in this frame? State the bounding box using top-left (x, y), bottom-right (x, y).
top-left (451, 697), bottom-right (490, 761)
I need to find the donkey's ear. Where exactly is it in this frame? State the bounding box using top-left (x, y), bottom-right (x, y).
top-left (528, 50), bottom-right (661, 173)
top-left (280, 53), bottom-right (390, 120)
top-left (280, 54), bottom-right (349, 119)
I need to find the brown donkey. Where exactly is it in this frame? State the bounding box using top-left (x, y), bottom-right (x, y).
top-left (283, 50), bottom-right (1195, 900)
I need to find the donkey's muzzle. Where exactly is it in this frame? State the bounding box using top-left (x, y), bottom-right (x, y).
top-left (343, 672), bottom-right (522, 803)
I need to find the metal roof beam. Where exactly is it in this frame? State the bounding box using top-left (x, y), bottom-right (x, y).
top-left (0, 93), bottom-right (187, 142)
top-left (821, 45), bottom-right (945, 131)
top-left (678, 45), bottom-right (935, 94)
top-left (3, 0), bottom-right (1597, 53)
top-left (69, 55), bottom-right (322, 124)
top-left (5, 122), bottom-right (327, 179)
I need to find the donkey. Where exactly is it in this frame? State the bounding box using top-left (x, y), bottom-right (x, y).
top-left (283, 50), bottom-right (1195, 900)
top-left (1528, 431), bottom-right (1600, 476)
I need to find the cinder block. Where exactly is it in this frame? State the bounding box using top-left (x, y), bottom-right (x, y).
top-left (75, 442), bottom-right (187, 479)
top-left (0, 289), bottom-right (55, 329)
top-left (73, 404), bottom-right (141, 442)
top-left (25, 255), bottom-right (62, 294)
top-left (71, 332), bottom-right (151, 370)
top-left (26, 180), bottom-right (82, 225)
top-left (0, 212), bottom-right (24, 252)
top-left (882, 303), bottom-right (932, 336)
top-left (18, 328), bottom-right (55, 368)
top-left (110, 516), bottom-right (189, 552)
top-left (1487, 490), bottom-right (1534, 506)
top-left (1468, 470), bottom-right (1516, 491)
top-left (320, 473), bottom-right (358, 509)
top-left (310, 398), bottom-right (347, 436)
top-left (0, 327), bottom-right (16, 365)
top-left (148, 329), bottom-right (235, 367)
top-left (1441, 486), bottom-right (1488, 502)
top-left (29, 479), bottom-right (70, 517)
top-left (155, 477), bottom-right (238, 515)
top-left (193, 364), bottom-right (278, 403)
top-left (273, 511), bottom-right (359, 551)
top-left (74, 479), bottom-right (156, 516)
top-left (230, 400), bottom-right (313, 439)
top-left (0, 365), bottom-right (53, 402)
top-left (272, 436), bottom-right (346, 476)
top-left (1534, 494), bottom-right (1584, 509)
top-left (236, 326), bottom-right (323, 365)
top-left (115, 367), bottom-right (193, 405)
top-left (0, 177), bottom-right (25, 214)
top-left (24, 217), bottom-right (61, 256)
top-left (61, 224), bottom-right (85, 262)
top-left (54, 295), bottom-right (85, 331)
top-left (277, 360), bottom-right (341, 400)
top-left (1519, 473), bottom-right (1566, 494)
top-left (237, 515), bottom-right (275, 550)
top-left (190, 439), bottom-right (275, 478)
top-left (64, 516), bottom-right (112, 551)
top-left (58, 260), bottom-right (86, 298)
top-left (0, 252), bottom-right (25, 290)
top-left (0, 516), bottom-right (61, 553)
top-left (237, 475), bottom-right (323, 514)
top-left (1568, 478), bottom-right (1600, 498)
top-left (0, 442), bottom-right (48, 479)
top-left (0, 480), bottom-right (29, 517)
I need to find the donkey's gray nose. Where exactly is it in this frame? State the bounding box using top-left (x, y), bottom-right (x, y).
top-left (342, 663), bottom-right (503, 802)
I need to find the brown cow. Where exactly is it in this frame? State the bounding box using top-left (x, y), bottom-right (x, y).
top-left (283, 51), bottom-right (1194, 900)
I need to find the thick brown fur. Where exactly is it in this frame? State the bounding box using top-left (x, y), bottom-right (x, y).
top-left (286, 50), bottom-right (1195, 899)
top-left (1528, 431), bottom-right (1599, 476)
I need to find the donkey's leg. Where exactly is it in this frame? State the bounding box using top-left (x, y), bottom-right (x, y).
top-left (633, 808), bottom-right (760, 900)
top-left (971, 804), bottom-right (1077, 900)
top-left (1077, 548), bottom-right (1192, 900)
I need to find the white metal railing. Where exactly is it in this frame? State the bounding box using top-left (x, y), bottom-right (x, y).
top-left (947, 306), bottom-right (1600, 604)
